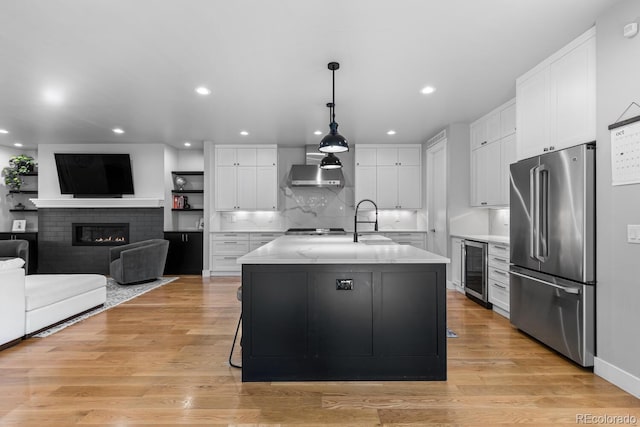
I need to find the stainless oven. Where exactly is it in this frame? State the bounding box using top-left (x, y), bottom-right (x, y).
top-left (463, 239), bottom-right (491, 308)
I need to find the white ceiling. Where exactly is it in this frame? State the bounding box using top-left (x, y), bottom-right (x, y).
top-left (0, 0), bottom-right (622, 150)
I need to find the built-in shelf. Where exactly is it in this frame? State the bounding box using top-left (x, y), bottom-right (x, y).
top-left (9, 209), bottom-right (37, 212)
top-left (10, 190), bottom-right (37, 196)
top-left (171, 208), bottom-right (204, 212)
top-left (172, 171), bottom-right (204, 176)
top-left (171, 190), bottom-right (204, 194)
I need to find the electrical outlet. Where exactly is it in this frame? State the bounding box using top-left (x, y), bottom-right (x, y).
top-left (627, 225), bottom-right (640, 244)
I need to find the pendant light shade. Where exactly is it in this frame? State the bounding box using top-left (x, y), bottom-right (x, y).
top-left (318, 62), bottom-right (349, 153)
top-left (319, 153), bottom-right (342, 169)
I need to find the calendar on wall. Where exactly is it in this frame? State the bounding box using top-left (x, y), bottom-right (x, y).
top-left (609, 115), bottom-right (640, 186)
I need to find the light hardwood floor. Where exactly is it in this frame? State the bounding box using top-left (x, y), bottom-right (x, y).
top-left (0, 276), bottom-right (638, 426)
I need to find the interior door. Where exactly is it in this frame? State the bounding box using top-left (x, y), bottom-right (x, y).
top-left (426, 140), bottom-right (447, 256)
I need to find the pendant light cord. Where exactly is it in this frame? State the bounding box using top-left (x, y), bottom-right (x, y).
top-left (332, 68), bottom-right (336, 123)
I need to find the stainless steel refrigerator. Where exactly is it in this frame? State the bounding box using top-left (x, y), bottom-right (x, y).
top-left (509, 142), bottom-right (595, 367)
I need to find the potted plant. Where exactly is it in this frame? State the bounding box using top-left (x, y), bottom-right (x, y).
top-left (2, 154), bottom-right (37, 191)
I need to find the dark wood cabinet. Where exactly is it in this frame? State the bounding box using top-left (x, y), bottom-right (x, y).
top-left (0, 232), bottom-right (38, 274)
top-left (163, 231), bottom-right (203, 275)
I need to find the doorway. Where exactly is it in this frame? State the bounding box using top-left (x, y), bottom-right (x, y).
top-left (426, 140), bottom-right (447, 257)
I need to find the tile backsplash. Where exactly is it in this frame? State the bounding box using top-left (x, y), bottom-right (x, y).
top-left (489, 208), bottom-right (510, 236)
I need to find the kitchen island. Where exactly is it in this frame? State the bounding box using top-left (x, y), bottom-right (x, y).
top-left (237, 234), bottom-right (450, 382)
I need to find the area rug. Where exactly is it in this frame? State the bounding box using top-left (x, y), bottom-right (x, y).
top-left (446, 328), bottom-right (458, 338)
top-left (33, 277), bottom-right (179, 338)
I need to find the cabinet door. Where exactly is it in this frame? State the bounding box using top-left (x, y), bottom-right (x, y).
top-left (516, 68), bottom-right (549, 160)
top-left (500, 134), bottom-right (517, 205)
top-left (500, 102), bottom-right (516, 137)
top-left (376, 148), bottom-right (398, 166)
top-left (397, 165), bottom-right (421, 209)
top-left (256, 148), bottom-right (277, 166)
top-left (470, 148), bottom-right (486, 206)
top-left (484, 141), bottom-right (502, 206)
top-left (485, 111), bottom-right (501, 144)
top-left (255, 166), bottom-right (278, 210)
top-left (163, 232), bottom-right (185, 275)
top-left (215, 166), bottom-right (237, 210)
top-left (549, 36), bottom-right (596, 151)
top-left (216, 148), bottom-right (237, 166)
top-left (182, 233), bottom-right (203, 274)
top-left (236, 148), bottom-right (257, 166)
top-left (451, 237), bottom-right (462, 288)
top-left (470, 119), bottom-right (487, 150)
top-left (355, 166), bottom-right (377, 203)
top-left (397, 147), bottom-right (420, 166)
top-left (355, 147), bottom-right (377, 166)
top-left (236, 167), bottom-right (257, 210)
top-left (376, 166), bottom-right (398, 208)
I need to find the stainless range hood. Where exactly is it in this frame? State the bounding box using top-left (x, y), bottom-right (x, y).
top-left (288, 145), bottom-right (345, 187)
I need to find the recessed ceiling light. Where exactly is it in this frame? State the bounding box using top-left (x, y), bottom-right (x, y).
top-left (420, 86), bottom-right (435, 95)
top-left (112, 128), bottom-right (125, 134)
top-left (314, 130), bottom-right (322, 135)
top-left (240, 131), bottom-right (249, 136)
top-left (184, 142), bottom-right (191, 147)
top-left (195, 86), bottom-right (211, 95)
top-left (387, 130), bottom-right (396, 135)
top-left (0, 129), bottom-right (8, 134)
top-left (13, 142), bottom-right (23, 147)
top-left (43, 88), bottom-right (65, 105)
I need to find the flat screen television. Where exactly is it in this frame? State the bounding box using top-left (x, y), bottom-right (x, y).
top-left (54, 153), bottom-right (135, 197)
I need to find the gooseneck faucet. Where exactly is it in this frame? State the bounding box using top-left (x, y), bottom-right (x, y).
top-left (354, 199), bottom-right (378, 242)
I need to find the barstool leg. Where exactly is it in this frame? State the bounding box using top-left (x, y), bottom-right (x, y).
top-left (228, 312), bottom-right (242, 368)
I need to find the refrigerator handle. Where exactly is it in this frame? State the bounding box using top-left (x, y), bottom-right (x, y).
top-left (529, 165), bottom-right (539, 260)
top-left (509, 271), bottom-right (581, 295)
top-left (538, 165), bottom-right (549, 262)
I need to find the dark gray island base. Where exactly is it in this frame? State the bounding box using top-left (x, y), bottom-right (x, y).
top-left (241, 263), bottom-right (447, 382)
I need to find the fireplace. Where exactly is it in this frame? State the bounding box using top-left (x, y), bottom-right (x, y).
top-left (72, 223), bottom-right (130, 246)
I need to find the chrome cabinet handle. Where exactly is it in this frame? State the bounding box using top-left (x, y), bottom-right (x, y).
top-left (493, 282), bottom-right (507, 289)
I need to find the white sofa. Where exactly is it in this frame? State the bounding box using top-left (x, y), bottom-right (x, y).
top-left (0, 260), bottom-right (107, 347)
top-left (0, 266), bottom-right (26, 348)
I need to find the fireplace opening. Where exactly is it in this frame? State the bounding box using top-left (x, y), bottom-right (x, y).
top-left (72, 223), bottom-right (130, 246)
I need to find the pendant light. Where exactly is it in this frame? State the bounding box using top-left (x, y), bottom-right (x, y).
top-left (320, 152), bottom-right (342, 169)
top-left (318, 62), bottom-right (349, 153)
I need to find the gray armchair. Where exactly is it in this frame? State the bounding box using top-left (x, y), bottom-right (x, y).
top-left (109, 239), bottom-right (169, 285)
top-left (0, 239), bottom-right (29, 274)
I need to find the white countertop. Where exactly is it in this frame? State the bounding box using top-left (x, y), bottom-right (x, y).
top-left (237, 235), bottom-right (450, 265)
top-left (451, 234), bottom-right (510, 245)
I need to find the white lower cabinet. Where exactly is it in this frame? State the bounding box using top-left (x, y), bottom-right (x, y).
top-left (450, 237), bottom-right (463, 292)
top-left (210, 232), bottom-right (282, 275)
top-left (487, 242), bottom-right (510, 317)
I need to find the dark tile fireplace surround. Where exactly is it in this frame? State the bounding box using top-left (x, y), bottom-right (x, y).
top-left (38, 208), bottom-right (163, 274)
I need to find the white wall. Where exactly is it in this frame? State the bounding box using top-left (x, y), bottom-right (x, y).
top-left (0, 146), bottom-right (37, 231)
top-left (37, 143), bottom-right (165, 199)
top-left (164, 146), bottom-right (178, 230)
top-left (594, 0), bottom-right (640, 397)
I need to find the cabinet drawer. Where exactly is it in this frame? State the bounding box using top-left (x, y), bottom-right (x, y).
top-left (489, 279), bottom-right (510, 312)
top-left (211, 255), bottom-right (242, 271)
top-left (489, 266), bottom-right (510, 284)
top-left (488, 242), bottom-right (509, 259)
top-left (212, 240), bottom-right (250, 254)
top-left (212, 233), bottom-right (249, 241)
top-left (488, 254), bottom-right (509, 271)
top-left (249, 232), bottom-right (282, 240)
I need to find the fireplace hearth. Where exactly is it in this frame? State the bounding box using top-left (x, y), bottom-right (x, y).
top-left (72, 223), bottom-right (129, 246)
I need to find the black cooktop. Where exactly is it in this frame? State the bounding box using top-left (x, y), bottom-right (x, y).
top-left (285, 228), bottom-right (346, 235)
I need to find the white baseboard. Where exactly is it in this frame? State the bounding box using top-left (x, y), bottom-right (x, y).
top-left (446, 280), bottom-right (455, 290)
top-left (594, 357), bottom-right (640, 398)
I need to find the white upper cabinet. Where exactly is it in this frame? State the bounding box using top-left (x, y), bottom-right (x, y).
top-left (470, 98), bottom-right (516, 207)
top-left (215, 145), bottom-right (278, 211)
top-left (355, 144), bottom-right (422, 209)
top-left (516, 27), bottom-right (596, 160)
